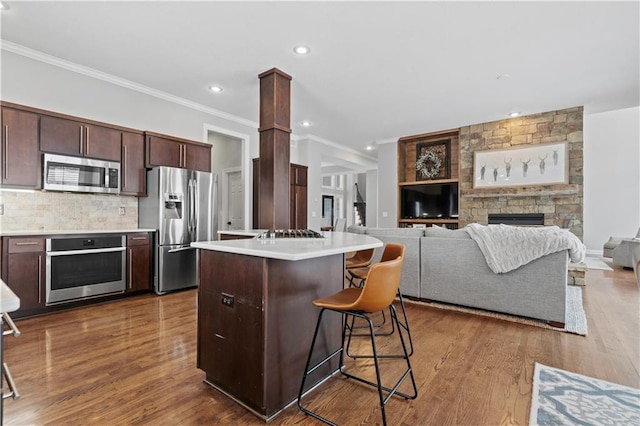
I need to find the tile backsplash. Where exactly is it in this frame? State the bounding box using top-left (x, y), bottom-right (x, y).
top-left (0, 190), bottom-right (138, 232)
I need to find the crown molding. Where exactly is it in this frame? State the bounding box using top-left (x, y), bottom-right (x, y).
top-left (1, 40), bottom-right (259, 129)
top-left (297, 133), bottom-right (378, 162)
top-left (375, 137), bottom-right (400, 145)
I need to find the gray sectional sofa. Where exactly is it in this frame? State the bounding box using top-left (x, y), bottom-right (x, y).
top-left (347, 225), bottom-right (569, 326)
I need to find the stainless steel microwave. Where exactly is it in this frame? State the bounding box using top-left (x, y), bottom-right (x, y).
top-left (43, 153), bottom-right (120, 194)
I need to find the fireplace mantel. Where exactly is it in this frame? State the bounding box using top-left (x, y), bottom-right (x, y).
top-left (461, 184), bottom-right (580, 199)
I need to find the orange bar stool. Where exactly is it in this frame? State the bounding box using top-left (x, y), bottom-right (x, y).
top-left (297, 248), bottom-right (417, 426)
top-left (345, 248), bottom-right (375, 288)
top-left (345, 248), bottom-right (375, 270)
top-left (346, 243), bottom-right (414, 357)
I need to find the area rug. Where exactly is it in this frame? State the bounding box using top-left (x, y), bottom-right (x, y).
top-left (529, 363), bottom-right (640, 425)
top-left (583, 255), bottom-right (614, 271)
top-left (407, 285), bottom-right (587, 335)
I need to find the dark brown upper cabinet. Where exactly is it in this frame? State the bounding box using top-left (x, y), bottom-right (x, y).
top-left (121, 132), bottom-right (146, 196)
top-left (145, 132), bottom-right (211, 172)
top-left (1, 107), bottom-right (40, 188)
top-left (40, 115), bottom-right (121, 162)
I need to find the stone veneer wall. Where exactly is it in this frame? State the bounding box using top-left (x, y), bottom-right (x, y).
top-left (459, 106), bottom-right (584, 239)
top-left (0, 191), bottom-right (138, 232)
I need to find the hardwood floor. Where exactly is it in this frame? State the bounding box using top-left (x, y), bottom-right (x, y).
top-left (3, 266), bottom-right (638, 425)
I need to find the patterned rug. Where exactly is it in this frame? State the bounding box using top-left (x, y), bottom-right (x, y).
top-left (529, 363), bottom-right (640, 425)
top-left (407, 285), bottom-right (587, 335)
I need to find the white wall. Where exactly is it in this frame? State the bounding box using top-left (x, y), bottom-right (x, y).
top-left (377, 141), bottom-right (398, 227)
top-left (365, 170), bottom-right (378, 227)
top-left (583, 106), bottom-right (640, 252)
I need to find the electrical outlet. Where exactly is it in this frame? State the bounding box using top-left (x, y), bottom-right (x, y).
top-left (0, 204), bottom-right (4, 215)
top-left (221, 293), bottom-right (235, 307)
top-left (118, 207), bottom-right (125, 216)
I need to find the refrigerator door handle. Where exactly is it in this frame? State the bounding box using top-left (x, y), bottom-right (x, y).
top-left (168, 246), bottom-right (196, 253)
top-left (193, 179), bottom-right (198, 232)
top-left (187, 179), bottom-right (194, 233)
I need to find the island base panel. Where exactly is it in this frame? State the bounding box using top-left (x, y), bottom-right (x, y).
top-left (197, 250), bottom-right (343, 419)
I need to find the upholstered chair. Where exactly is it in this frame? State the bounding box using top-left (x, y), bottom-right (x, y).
top-left (603, 227), bottom-right (640, 259)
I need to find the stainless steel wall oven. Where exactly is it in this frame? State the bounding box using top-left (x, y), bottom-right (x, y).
top-left (46, 235), bottom-right (126, 305)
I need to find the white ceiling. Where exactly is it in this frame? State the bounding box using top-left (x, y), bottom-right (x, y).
top-left (1, 1), bottom-right (638, 155)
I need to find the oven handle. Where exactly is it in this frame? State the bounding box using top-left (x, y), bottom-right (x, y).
top-left (47, 247), bottom-right (126, 257)
top-left (167, 246), bottom-right (195, 253)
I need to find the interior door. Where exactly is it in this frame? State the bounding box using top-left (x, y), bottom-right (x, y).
top-left (227, 170), bottom-right (244, 230)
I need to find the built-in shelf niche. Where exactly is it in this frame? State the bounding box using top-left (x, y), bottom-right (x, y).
top-left (397, 129), bottom-right (460, 229)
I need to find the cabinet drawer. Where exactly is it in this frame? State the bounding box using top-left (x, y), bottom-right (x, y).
top-left (127, 233), bottom-right (151, 246)
top-left (8, 237), bottom-right (45, 253)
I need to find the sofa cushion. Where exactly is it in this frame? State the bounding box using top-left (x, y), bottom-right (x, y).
top-left (366, 227), bottom-right (425, 237)
top-left (424, 225), bottom-right (471, 239)
top-left (346, 225), bottom-right (368, 234)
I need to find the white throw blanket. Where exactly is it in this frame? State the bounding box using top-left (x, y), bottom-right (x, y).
top-left (464, 223), bottom-right (586, 274)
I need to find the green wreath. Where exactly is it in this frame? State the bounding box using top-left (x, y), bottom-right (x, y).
top-left (416, 150), bottom-right (442, 179)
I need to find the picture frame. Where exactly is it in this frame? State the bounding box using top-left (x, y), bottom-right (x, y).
top-left (416, 140), bottom-right (450, 181)
top-left (473, 141), bottom-right (568, 188)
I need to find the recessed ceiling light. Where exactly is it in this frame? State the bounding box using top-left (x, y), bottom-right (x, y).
top-left (293, 45), bottom-right (311, 55)
top-left (509, 112), bottom-right (520, 117)
top-left (365, 146), bottom-right (373, 151)
top-left (208, 85), bottom-right (223, 93)
top-left (301, 121), bottom-right (311, 127)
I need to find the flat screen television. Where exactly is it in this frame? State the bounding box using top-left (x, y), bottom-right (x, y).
top-left (400, 183), bottom-right (458, 219)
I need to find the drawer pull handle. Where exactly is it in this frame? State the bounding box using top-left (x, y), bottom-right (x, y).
top-left (14, 242), bottom-right (39, 246)
top-left (131, 237), bottom-right (147, 240)
top-left (3, 124), bottom-right (8, 180)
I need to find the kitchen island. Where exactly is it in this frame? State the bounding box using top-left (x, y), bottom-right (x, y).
top-left (192, 232), bottom-right (382, 421)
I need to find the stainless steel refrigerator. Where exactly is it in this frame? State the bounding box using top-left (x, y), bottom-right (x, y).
top-left (139, 166), bottom-right (217, 294)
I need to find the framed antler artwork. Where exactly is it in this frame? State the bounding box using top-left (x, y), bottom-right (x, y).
top-left (472, 141), bottom-right (568, 188)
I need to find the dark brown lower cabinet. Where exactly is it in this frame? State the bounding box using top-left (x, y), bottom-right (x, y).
top-left (1, 237), bottom-right (45, 318)
top-left (126, 233), bottom-right (152, 293)
top-left (197, 249), bottom-right (343, 420)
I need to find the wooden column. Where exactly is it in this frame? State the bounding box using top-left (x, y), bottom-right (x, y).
top-left (258, 68), bottom-right (292, 230)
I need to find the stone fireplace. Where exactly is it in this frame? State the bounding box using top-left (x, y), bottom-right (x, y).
top-left (458, 107), bottom-right (584, 240)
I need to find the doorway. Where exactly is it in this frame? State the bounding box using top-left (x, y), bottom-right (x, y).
top-left (205, 124), bottom-right (251, 232)
top-left (222, 168), bottom-right (244, 230)
top-left (322, 195), bottom-right (334, 228)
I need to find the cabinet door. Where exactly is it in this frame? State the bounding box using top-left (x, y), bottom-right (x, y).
top-left (291, 185), bottom-right (307, 229)
top-left (6, 253), bottom-right (44, 312)
top-left (146, 135), bottom-right (181, 168)
top-left (1, 108), bottom-right (40, 187)
top-left (184, 143), bottom-right (212, 172)
top-left (4, 237), bottom-right (46, 315)
top-left (126, 233), bottom-right (151, 293)
top-left (127, 245), bottom-right (151, 293)
top-left (121, 132), bottom-right (146, 195)
top-left (84, 124), bottom-right (121, 161)
top-left (40, 115), bottom-right (84, 156)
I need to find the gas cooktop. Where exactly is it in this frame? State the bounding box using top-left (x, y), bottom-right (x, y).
top-left (255, 229), bottom-right (325, 239)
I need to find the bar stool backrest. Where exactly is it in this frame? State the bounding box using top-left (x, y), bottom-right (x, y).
top-left (380, 243), bottom-right (404, 263)
top-left (354, 246), bottom-right (405, 312)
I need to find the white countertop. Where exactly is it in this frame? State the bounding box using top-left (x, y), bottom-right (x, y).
top-left (1, 279), bottom-right (20, 313)
top-left (217, 229), bottom-right (266, 237)
top-left (0, 228), bottom-right (157, 237)
top-left (192, 231), bottom-right (382, 261)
